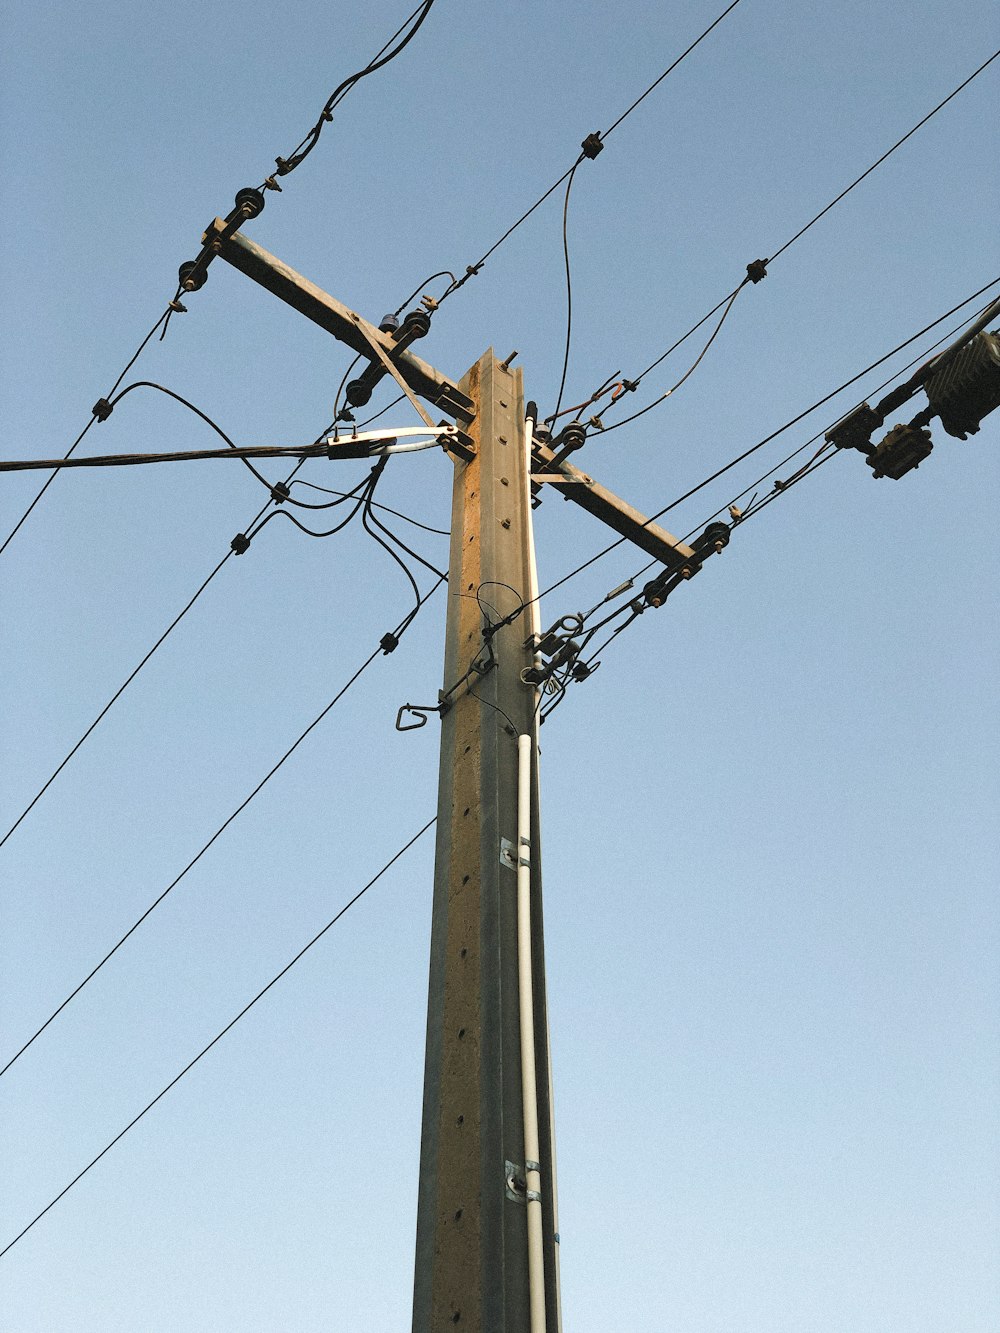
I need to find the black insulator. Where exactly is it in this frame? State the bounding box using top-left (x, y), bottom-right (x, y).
top-left (235, 188), bottom-right (265, 219)
top-left (695, 521), bottom-right (731, 555)
top-left (400, 308), bottom-right (431, 340)
top-left (345, 379), bottom-right (373, 407)
top-left (557, 422), bottom-right (586, 454)
top-left (581, 132), bottom-right (604, 159)
top-left (92, 397), bottom-right (114, 422)
top-left (379, 313), bottom-right (400, 334)
top-left (178, 260), bottom-right (207, 292)
top-left (231, 532), bottom-right (251, 555)
top-left (746, 258), bottom-right (768, 284)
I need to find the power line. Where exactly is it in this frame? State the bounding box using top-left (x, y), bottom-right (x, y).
top-left (0, 309), bottom-right (172, 558)
top-left (530, 285), bottom-right (1000, 713)
top-left (0, 601), bottom-right (436, 1080)
top-left (586, 48), bottom-right (1000, 432)
top-left (535, 276), bottom-right (1000, 602)
top-left (438, 0), bottom-right (745, 304)
top-left (0, 815), bottom-right (436, 1262)
top-left (0, 4), bottom-right (440, 557)
top-left (0, 426), bottom-right (354, 850)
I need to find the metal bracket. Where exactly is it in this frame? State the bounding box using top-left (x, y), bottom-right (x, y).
top-left (500, 837), bottom-right (516, 872)
top-left (505, 1160), bottom-right (526, 1202)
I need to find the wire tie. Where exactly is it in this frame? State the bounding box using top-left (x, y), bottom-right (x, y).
top-left (92, 397), bottom-right (114, 422)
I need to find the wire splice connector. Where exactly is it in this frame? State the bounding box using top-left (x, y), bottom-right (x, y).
top-left (580, 132), bottom-right (604, 159)
top-left (92, 398), bottom-right (114, 422)
top-left (231, 533), bottom-right (251, 555)
top-left (380, 632), bottom-right (400, 655)
top-left (745, 258), bottom-right (768, 284)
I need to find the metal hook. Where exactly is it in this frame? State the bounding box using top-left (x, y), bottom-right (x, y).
top-left (395, 703), bottom-right (439, 732)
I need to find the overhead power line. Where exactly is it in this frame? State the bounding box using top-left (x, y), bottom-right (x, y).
top-left (0, 815), bottom-right (436, 1262)
top-left (0, 594), bottom-right (441, 1080)
top-left (0, 2), bottom-right (439, 558)
top-left (582, 47), bottom-right (1000, 433)
top-left (438, 0), bottom-right (746, 305)
top-left (535, 275), bottom-right (1000, 602)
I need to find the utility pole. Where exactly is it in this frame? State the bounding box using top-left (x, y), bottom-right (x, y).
top-left (411, 349), bottom-right (558, 1330)
top-left (206, 222), bottom-right (710, 1331)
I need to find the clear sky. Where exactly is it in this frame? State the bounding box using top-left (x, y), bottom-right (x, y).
top-left (1, 2), bottom-right (997, 1329)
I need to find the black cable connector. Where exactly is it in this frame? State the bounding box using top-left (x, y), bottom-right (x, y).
top-left (92, 398), bottom-right (114, 422)
top-left (231, 533), bottom-right (250, 555)
top-left (746, 258), bottom-right (768, 284)
top-left (380, 632), bottom-right (399, 654)
top-left (581, 132), bottom-right (604, 159)
top-left (271, 481), bottom-right (290, 504)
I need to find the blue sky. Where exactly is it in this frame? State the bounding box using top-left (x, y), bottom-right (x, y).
top-left (1, 2), bottom-right (997, 1329)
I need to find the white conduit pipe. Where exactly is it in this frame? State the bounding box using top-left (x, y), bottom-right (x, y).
top-left (517, 733), bottom-right (546, 1333)
top-left (524, 411), bottom-right (563, 1330)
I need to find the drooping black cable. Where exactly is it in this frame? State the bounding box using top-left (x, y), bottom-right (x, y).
top-left (594, 285), bottom-right (746, 435)
top-left (0, 815), bottom-right (436, 1261)
top-left (291, 479), bottom-right (450, 533)
top-left (0, 638), bottom-right (395, 1081)
top-left (547, 159), bottom-right (584, 426)
top-left (269, 1), bottom-right (436, 179)
top-left (0, 309), bottom-right (172, 558)
top-left (109, 381), bottom-right (274, 492)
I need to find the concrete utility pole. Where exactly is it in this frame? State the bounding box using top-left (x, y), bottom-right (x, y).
top-left (411, 350), bottom-right (558, 1330)
top-left (208, 222), bottom-right (703, 1331)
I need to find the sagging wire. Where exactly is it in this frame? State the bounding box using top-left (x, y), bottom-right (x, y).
top-left (548, 157), bottom-right (584, 428)
top-left (590, 280), bottom-right (752, 436)
top-left (289, 478), bottom-right (450, 533)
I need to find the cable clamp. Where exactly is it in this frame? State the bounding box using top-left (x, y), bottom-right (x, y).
top-left (230, 532), bottom-right (250, 555)
top-left (745, 258), bottom-right (768, 284)
top-left (525, 1160), bottom-right (540, 1173)
top-left (380, 632), bottom-right (400, 655)
top-left (92, 398), bottom-right (114, 422)
top-left (167, 299), bottom-right (188, 314)
top-left (270, 481), bottom-right (290, 504)
top-left (581, 132), bottom-right (604, 159)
